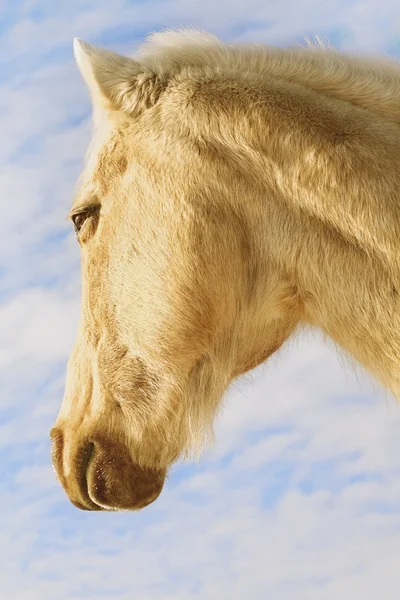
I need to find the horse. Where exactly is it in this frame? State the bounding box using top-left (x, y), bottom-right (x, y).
top-left (51, 28), bottom-right (400, 511)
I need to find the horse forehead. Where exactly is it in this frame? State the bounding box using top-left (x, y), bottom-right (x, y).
top-left (79, 118), bottom-right (130, 196)
top-left (90, 134), bottom-right (129, 193)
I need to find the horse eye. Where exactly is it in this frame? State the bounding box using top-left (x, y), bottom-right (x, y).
top-left (72, 212), bottom-right (88, 233)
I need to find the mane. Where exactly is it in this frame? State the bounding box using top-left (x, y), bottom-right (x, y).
top-left (134, 27), bottom-right (400, 124)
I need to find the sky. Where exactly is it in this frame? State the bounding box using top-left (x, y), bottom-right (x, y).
top-left (1, 0), bottom-right (400, 598)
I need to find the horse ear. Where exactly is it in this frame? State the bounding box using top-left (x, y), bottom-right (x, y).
top-left (73, 38), bottom-right (163, 116)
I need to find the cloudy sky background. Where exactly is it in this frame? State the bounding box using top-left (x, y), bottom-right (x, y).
top-left (2, 1), bottom-right (400, 598)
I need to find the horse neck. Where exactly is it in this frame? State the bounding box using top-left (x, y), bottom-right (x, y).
top-left (246, 73), bottom-right (400, 396)
top-left (260, 45), bottom-right (400, 125)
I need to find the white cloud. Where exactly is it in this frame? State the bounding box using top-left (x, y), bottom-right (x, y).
top-left (0, 287), bottom-right (79, 370)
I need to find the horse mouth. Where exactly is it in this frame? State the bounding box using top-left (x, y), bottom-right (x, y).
top-left (51, 429), bottom-right (166, 511)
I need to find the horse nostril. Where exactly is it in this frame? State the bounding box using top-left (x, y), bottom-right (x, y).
top-left (50, 427), bottom-right (60, 441)
top-left (50, 427), bottom-right (65, 479)
top-left (50, 427), bottom-right (63, 447)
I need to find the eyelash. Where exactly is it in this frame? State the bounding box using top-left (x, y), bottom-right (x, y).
top-left (72, 212), bottom-right (89, 233)
top-left (70, 205), bottom-right (100, 241)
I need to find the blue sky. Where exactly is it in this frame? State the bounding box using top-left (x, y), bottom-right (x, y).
top-left (2, 0), bottom-right (400, 598)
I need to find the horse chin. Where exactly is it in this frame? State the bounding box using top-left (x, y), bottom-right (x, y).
top-left (84, 439), bottom-right (166, 511)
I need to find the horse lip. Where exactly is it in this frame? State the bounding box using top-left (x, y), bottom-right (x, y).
top-left (55, 436), bottom-right (166, 512)
top-left (78, 442), bottom-right (103, 511)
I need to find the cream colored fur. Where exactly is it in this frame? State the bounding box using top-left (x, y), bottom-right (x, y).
top-left (51, 28), bottom-right (400, 510)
